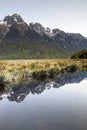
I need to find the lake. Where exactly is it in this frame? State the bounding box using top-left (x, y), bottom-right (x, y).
top-left (0, 71), bottom-right (87, 130)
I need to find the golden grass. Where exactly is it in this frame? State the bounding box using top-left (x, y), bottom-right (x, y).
top-left (0, 59), bottom-right (87, 83)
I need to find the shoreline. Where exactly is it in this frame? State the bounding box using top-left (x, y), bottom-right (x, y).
top-left (0, 59), bottom-right (87, 84)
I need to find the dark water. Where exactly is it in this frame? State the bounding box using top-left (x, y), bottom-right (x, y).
top-left (0, 71), bottom-right (87, 130)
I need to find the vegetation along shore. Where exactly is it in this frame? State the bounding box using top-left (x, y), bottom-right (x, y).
top-left (0, 59), bottom-right (87, 85)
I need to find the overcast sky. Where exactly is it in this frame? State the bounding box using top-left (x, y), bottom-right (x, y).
top-left (1, 0), bottom-right (87, 36)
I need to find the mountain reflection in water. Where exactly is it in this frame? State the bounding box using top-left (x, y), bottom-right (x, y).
top-left (0, 71), bottom-right (87, 103)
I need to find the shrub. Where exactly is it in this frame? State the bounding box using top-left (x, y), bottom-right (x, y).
top-left (32, 70), bottom-right (47, 80)
top-left (65, 64), bottom-right (77, 72)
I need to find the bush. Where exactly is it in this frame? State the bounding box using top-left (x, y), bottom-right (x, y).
top-left (65, 64), bottom-right (77, 72)
top-left (32, 70), bottom-right (47, 80)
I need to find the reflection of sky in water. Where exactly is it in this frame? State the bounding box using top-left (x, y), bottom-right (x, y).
top-left (0, 72), bottom-right (87, 130)
top-left (28, 78), bottom-right (87, 130)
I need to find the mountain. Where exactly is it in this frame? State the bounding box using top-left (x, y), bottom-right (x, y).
top-left (3, 14), bottom-right (27, 25)
top-left (0, 14), bottom-right (87, 59)
top-left (29, 22), bottom-right (51, 37)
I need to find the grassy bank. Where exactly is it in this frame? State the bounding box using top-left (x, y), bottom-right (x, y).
top-left (0, 59), bottom-right (87, 84)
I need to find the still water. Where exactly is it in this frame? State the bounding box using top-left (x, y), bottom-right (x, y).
top-left (0, 71), bottom-right (87, 130)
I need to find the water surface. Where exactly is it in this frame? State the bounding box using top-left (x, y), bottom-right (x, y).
top-left (0, 71), bottom-right (87, 130)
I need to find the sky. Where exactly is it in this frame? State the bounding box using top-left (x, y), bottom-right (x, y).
top-left (0, 0), bottom-right (87, 36)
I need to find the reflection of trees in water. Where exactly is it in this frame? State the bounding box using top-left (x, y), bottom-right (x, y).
top-left (0, 71), bottom-right (87, 103)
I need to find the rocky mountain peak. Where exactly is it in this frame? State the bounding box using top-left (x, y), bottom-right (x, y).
top-left (52, 28), bottom-right (61, 35)
top-left (3, 14), bottom-right (26, 26)
top-left (29, 22), bottom-right (45, 34)
top-left (29, 22), bottom-right (52, 37)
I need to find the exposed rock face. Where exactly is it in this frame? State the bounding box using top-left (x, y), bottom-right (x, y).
top-left (29, 22), bottom-right (45, 34)
top-left (3, 14), bottom-right (26, 25)
top-left (0, 23), bottom-right (9, 40)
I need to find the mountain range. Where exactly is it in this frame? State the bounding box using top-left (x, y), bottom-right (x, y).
top-left (0, 14), bottom-right (87, 59)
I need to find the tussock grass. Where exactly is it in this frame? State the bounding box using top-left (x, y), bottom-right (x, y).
top-left (0, 59), bottom-right (87, 83)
